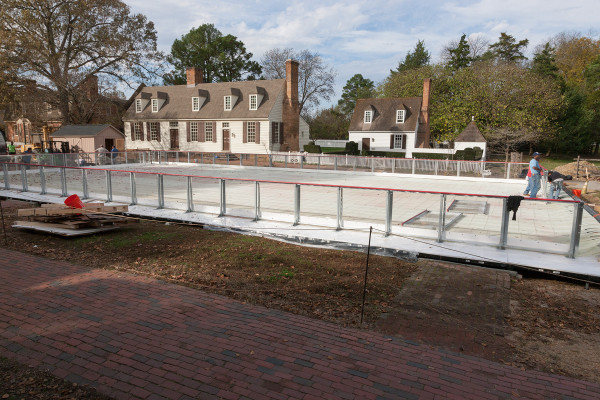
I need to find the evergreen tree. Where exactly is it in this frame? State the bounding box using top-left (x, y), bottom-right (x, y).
top-left (394, 40), bottom-right (430, 73)
top-left (488, 32), bottom-right (529, 62)
top-left (337, 74), bottom-right (375, 115)
top-left (532, 43), bottom-right (559, 79)
top-left (447, 34), bottom-right (472, 70)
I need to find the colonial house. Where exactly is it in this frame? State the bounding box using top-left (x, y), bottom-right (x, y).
top-left (122, 60), bottom-right (310, 154)
top-left (1, 75), bottom-right (133, 147)
top-left (348, 79), bottom-right (431, 157)
top-left (453, 117), bottom-right (487, 158)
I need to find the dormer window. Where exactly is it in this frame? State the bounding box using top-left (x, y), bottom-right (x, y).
top-left (249, 94), bottom-right (258, 110)
top-left (396, 109), bottom-right (405, 123)
top-left (224, 95), bottom-right (232, 111)
top-left (364, 110), bottom-right (372, 123)
top-left (151, 99), bottom-right (158, 113)
top-left (192, 97), bottom-right (200, 111)
top-left (135, 99), bottom-right (142, 113)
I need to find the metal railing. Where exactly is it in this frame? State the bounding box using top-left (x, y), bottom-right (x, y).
top-left (0, 150), bottom-right (528, 179)
top-left (1, 160), bottom-right (584, 259)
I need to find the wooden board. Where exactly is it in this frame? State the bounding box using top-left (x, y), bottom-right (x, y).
top-left (18, 203), bottom-right (128, 217)
top-left (12, 221), bottom-right (119, 237)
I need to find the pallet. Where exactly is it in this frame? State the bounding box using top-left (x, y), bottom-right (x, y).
top-left (13, 201), bottom-right (136, 236)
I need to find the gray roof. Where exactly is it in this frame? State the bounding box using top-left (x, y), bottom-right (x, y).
top-left (455, 121), bottom-right (486, 142)
top-left (348, 97), bottom-right (422, 132)
top-left (124, 79), bottom-right (286, 121)
top-left (51, 124), bottom-right (122, 137)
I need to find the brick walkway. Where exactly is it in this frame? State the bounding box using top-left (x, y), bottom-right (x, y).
top-left (1, 250), bottom-right (599, 400)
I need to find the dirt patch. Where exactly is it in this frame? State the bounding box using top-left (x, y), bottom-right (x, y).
top-left (1, 198), bottom-right (600, 397)
top-left (555, 160), bottom-right (600, 181)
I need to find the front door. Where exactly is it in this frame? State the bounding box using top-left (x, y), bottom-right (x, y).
top-left (222, 129), bottom-right (230, 151)
top-left (362, 138), bottom-right (370, 152)
top-left (170, 129), bottom-right (179, 150)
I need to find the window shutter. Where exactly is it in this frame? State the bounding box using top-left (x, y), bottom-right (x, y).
top-left (212, 121), bottom-right (217, 143)
top-left (186, 122), bottom-right (191, 142)
top-left (390, 135), bottom-right (394, 149)
top-left (279, 123), bottom-right (284, 144)
top-left (255, 122), bottom-right (260, 144)
top-left (243, 121), bottom-right (247, 143)
top-left (146, 122), bottom-right (150, 141)
top-left (402, 135), bottom-right (407, 150)
top-left (156, 122), bottom-right (161, 142)
top-left (199, 121), bottom-right (205, 142)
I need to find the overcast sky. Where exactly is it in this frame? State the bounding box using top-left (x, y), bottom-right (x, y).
top-left (124, 0), bottom-right (599, 109)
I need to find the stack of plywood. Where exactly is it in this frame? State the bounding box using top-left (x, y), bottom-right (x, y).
top-left (14, 203), bottom-right (135, 236)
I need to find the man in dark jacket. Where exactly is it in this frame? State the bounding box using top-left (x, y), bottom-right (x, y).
top-left (547, 170), bottom-right (572, 199)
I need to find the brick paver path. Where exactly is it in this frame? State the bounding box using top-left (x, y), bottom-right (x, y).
top-left (1, 250), bottom-right (599, 400)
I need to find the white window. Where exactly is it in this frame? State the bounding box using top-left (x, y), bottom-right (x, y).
top-left (364, 110), bottom-right (372, 123)
top-left (151, 99), bottom-right (158, 113)
top-left (224, 96), bottom-right (232, 110)
top-left (393, 134), bottom-right (403, 149)
top-left (136, 99), bottom-right (142, 113)
top-left (134, 122), bottom-right (143, 140)
top-left (205, 122), bottom-right (213, 141)
top-left (150, 122), bottom-right (159, 140)
top-left (169, 121), bottom-right (178, 128)
top-left (192, 97), bottom-right (200, 111)
top-left (249, 94), bottom-right (258, 110)
top-left (247, 122), bottom-right (256, 142)
top-left (396, 110), bottom-right (405, 123)
top-left (190, 122), bottom-right (198, 141)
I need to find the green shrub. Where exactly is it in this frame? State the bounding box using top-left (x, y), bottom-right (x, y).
top-left (412, 152), bottom-right (452, 160)
top-left (344, 141), bottom-right (359, 155)
top-left (304, 143), bottom-right (322, 153)
top-left (463, 147), bottom-right (475, 160)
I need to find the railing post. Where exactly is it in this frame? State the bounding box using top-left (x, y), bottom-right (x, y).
top-left (412, 158), bottom-right (416, 174)
top-left (392, 159), bottom-right (395, 174)
top-left (157, 174), bottom-right (164, 209)
top-left (506, 163), bottom-right (511, 179)
top-left (129, 172), bottom-right (137, 205)
top-left (254, 181), bottom-right (261, 221)
top-left (435, 160), bottom-right (438, 175)
top-left (285, 154), bottom-right (288, 168)
top-left (81, 169), bottom-right (89, 199)
top-left (240, 154), bottom-right (243, 166)
top-left (39, 166), bottom-right (46, 194)
top-left (201, 153), bottom-right (204, 164)
top-left (300, 155), bottom-right (304, 169)
top-left (212, 153), bottom-right (215, 165)
top-left (353, 157), bottom-right (357, 171)
top-left (219, 179), bottom-right (226, 216)
top-left (226, 154), bottom-right (230, 166)
top-left (499, 198), bottom-right (509, 249)
top-left (371, 157), bottom-right (374, 173)
top-left (21, 165), bottom-right (28, 192)
top-left (437, 193), bottom-right (446, 243)
top-left (60, 167), bottom-right (67, 197)
top-left (106, 170), bottom-right (113, 202)
top-left (293, 184), bottom-right (300, 226)
top-left (2, 164), bottom-right (9, 190)
top-left (568, 201), bottom-right (584, 258)
top-left (187, 151), bottom-right (191, 164)
top-left (336, 187), bottom-right (343, 231)
top-left (254, 154), bottom-right (258, 166)
top-left (125, 151), bottom-right (128, 164)
top-left (385, 190), bottom-right (393, 236)
top-left (334, 156), bottom-right (338, 171)
top-left (457, 161), bottom-right (461, 177)
top-left (176, 151), bottom-right (179, 163)
top-left (186, 176), bottom-right (194, 212)
top-left (318, 156), bottom-right (321, 170)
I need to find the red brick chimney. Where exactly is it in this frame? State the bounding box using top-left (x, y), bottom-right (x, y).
top-left (282, 59), bottom-right (300, 151)
top-left (186, 67), bottom-right (203, 87)
top-left (418, 78), bottom-right (432, 148)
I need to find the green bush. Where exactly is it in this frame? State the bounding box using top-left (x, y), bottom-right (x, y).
top-left (412, 152), bottom-right (452, 160)
top-left (344, 141), bottom-right (359, 155)
top-left (304, 143), bottom-right (322, 153)
top-left (463, 147), bottom-right (476, 160)
top-left (364, 151), bottom-right (406, 158)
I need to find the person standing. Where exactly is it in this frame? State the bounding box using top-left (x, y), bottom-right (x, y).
top-left (111, 145), bottom-right (118, 161)
top-left (529, 152), bottom-right (543, 198)
top-left (7, 141), bottom-right (16, 155)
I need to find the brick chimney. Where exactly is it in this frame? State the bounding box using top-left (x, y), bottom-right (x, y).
top-left (282, 59), bottom-right (300, 151)
top-left (85, 75), bottom-right (99, 99)
top-left (418, 78), bottom-right (432, 148)
top-left (186, 67), bottom-right (203, 87)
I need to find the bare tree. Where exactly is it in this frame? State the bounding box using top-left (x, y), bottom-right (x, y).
top-left (261, 48), bottom-right (336, 116)
top-left (0, 0), bottom-right (163, 124)
top-left (441, 34), bottom-right (489, 63)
